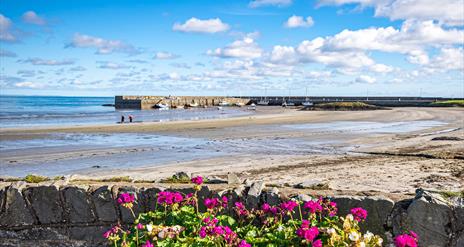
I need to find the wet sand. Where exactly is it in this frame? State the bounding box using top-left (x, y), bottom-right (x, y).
top-left (1, 107), bottom-right (463, 195)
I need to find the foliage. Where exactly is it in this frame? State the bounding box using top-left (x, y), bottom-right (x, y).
top-left (308, 102), bottom-right (385, 111)
top-left (24, 174), bottom-right (50, 183)
top-left (104, 176), bottom-right (416, 246)
top-left (432, 100), bottom-right (464, 107)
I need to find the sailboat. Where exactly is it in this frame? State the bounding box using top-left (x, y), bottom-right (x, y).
top-left (302, 87), bottom-right (313, 106)
top-left (257, 87), bottom-right (269, 105)
top-left (284, 89), bottom-right (295, 106)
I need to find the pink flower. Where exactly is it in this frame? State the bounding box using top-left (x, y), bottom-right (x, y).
top-left (103, 230), bottom-right (112, 239)
top-left (280, 200), bottom-right (298, 213)
top-left (297, 221), bottom-right (319, 242)
top-left (204, 198), bottom-right (220, 209)
top-left (262, 203), bottom-right (270, 212)
top-left (221, 196), bottom-right (228, 207)
top-left (394, 233), bottom-right (418, 247)
top-left (191, 176), bottom-right (204, 185)
top-left (350, 207), bottom-right (368, 222)
top-left (199, 227), bottom-right (207, 238)
top-left (238, 240), bottom-right (251, 247)
top-left (313, 239), bottom-right (322, 247)
top-left (235, 202), bottom-right (249, 216)
top-left (136, 223), bottom-right (144, 230)
top-left (157, 191), bottom-right (184, 205)
top-left (304, 201), bottom-right (323, 214)
top-left (213, 226), bottom-right (224, 235)
top-left (142, 240), bottom-right (154, 247)
top-left (117, 193), bottom-right (135, 208)
top-left (409, 231), bottom-right (418, 240)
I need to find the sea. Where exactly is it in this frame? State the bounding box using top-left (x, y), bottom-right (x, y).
top-left (0, 95), bottom-right (252, 128)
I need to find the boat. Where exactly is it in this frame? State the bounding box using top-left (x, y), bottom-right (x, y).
top-left (155, 103), bottom-right (169, 109)
top-left (247, 103), bottom-right (256, 110)
top-left (188, 102), bottom-right (199, 107)
top-left (257, 88), bottom-right (269, 105)
top-left (217, 106), bottom-right (223, 110)
top-left (234, 102), bottom-right (245, 107)
top-left (301, 87), bottom-right (313, 106)
top-left (218, 100), bottom-right (230, 106)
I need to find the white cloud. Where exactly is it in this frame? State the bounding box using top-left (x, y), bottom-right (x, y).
top-left (374, 0), bottom-right (464, 26)
top-left (406, 50), bottom-right (429, 65)
top-left (15, 81), bottom-right (43, 88)
top-left (324, 20), bottom-right (463, 54)
top-left (270, 45), bottom-right (298, 64)
top-left (249, 0), bottom-right (293, 8)
top-left (370, 63), bottom-right (394, 73)
top-left (296, 38), bottom-right (376, 68)
top-left (67, 33), bottom-right (139, 55)
top-left (355, 75), bottom-right (377, 83)
top-left (20, 58), bottom-right (75, 66)
top-left (0, 14), bottom-right (16, 42)
top-left (284, 15), bottom-right (314, 28)
top-left (97, 61), bottom-right (131, 69)
top-left (426, 47), bottom-right (464, 71)
top-left (318, 0), bottom-right (464, 26)
top-left (173, 18), bottom-right (229, 33)
top-left (170, 62), bottom-right (191, 69)
top-left (207, 36), bottom-right (263, 59)
top-left (154, 52), bottom-right (179, 60)
top-left (22, 11), bottom-right (46, 25)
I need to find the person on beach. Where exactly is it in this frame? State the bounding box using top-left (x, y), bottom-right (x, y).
top-left (129, 115), bottom-right (133, 123)
top-left (121, 115), bottom-right (125, 123)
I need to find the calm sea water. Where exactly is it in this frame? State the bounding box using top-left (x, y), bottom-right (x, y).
top-left (0, 95), bottom-right (252, 128)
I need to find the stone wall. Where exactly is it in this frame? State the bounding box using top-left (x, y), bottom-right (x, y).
top-left (0, 182), bottom-right (462, 247)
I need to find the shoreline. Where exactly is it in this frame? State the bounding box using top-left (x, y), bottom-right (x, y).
top-left (1, 107), bottom-right (463, 196)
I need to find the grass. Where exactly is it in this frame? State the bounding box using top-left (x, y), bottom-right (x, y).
top-left (439, 190), bottom-right (464, 199)
top-left (307, 102), bottom-right (385, 111)
top-left (432, 100), bottom-right (464, 107)
top-left (24, 174), bottom-right (50, 183)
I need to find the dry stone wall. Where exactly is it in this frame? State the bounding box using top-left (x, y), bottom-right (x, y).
top-left (0, 182), bottom-right (462, 247)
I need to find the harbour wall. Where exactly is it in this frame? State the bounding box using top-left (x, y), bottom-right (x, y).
top-left (0, 182), bottom-right (462, 246)
top-left (115, 95), bottom-right (461, 109)
top-left (115, 96), bottom-right (250, 109)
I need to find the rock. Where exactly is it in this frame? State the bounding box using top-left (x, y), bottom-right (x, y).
top-left (90, 186), bottom-right (118, 222)
top-left (243, 178), bottom-right (253, 187)
top-left (399, 190), bottom-right (454, 247)
top-left (431, 136), bottom-right (463, 141)
top-left (296, 194), bottom-right (313, 202)
top-left (333, 196), bottom-right (394, 238)
top-left (206, 176), bottom-right (227, 184)
top-left (227, 173), bottom-right (242, 185)
top-left (114, 186), bottom-right (142, 223)
top-left (294, 179), bottom-right (329, 190)
top-left (263, 187), bottom-right (280, 206)
top-left (173, 172), bottom-right (189, 180)
top-left (0, 184), bottom-right (35, 227)
top-left (62, 186), bottom-right (96, 223)
top-left (140, 187), bottom-right (165, 212)
top-left (246, 181), bottom-right (265, 208)
top-left (69, 225), bottom-right (109, 244)
top-left (23, 186), bottom-right (64, 224)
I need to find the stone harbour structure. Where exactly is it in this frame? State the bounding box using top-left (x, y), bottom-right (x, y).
top-left (0, 181), bottom-right (462, 247)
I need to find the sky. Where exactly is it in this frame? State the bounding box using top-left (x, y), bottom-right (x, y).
top-left (0, 0), bottom-right (463, 97)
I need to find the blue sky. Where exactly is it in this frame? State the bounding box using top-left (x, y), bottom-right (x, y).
top-left (1, 0), bottom-right (463, 97)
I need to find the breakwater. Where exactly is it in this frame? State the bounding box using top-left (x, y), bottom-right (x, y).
top-left (115, 96), bottom-right (462, 109)
top-left (115, 96), bottom-right (250, 109)
top-left (0, 181), bottom-right (462, 246)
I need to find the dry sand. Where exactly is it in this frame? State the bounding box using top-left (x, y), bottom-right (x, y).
top-left (1, 107), bottom-right (463, 196)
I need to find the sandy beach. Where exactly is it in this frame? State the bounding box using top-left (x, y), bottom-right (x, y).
top-left (1, 107), bottom-right (463, 196)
